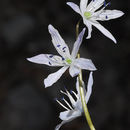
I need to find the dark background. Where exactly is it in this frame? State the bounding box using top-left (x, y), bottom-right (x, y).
top-left (0, 0), bottom-right (129, 130)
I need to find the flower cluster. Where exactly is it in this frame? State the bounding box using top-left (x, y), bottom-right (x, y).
top-left (27, 0), bottom-right (124, 129)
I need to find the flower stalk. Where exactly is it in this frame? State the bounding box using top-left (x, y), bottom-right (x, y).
top-left (76, 21), bottom-right (95, 130)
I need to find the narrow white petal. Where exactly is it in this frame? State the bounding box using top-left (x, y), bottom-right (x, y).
top-left (55, 110), bottom-right (81, 130)
top-left (71, 28), bottom-right (86, 58)
top-left (87, 0), bottom-right (105, 12)
top-left (69, 65), bottom-right (80, 77)
top-left (94, 10), bottom-right (124, 21)
top-left (67, 2), bottom-right (81, 14)
top-left (75, 58), bottom-right (97, 71)
top-left (27, 54), bottom-right (64, 66)
top-left (85, 72), bottom-right (93, 103)
top-left (48, 25), bottom-right (71, 58)
top-left (80, 0), bottom-right (88, 13)
top-left (44, 66), bottom-right (68, 88)
top-left (90, 20), bottom-right (117, 43)
top-left (83, 19), bottom-right (92, 39)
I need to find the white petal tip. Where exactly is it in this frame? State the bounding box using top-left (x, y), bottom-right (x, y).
top-left (66, 2), bottom-right (71, 5)
top-left (86, 36), bottom-right (91, 39)
top-left (86, 33), bottom-right (91, 39)
top-left (113, 38), bottom-right (117, 44)
top-left (120, 11), bottom-right (125, 16)
top-left (26, 58), bottom-right (30, 61)
top-left (48, 24), bottom-right (53, 29)
top-left (26, 57), bottom-right (33, 62)
top-left (117, 11), bottom-right (125, 17)
top-left (44, 80), bottom-right (50, 88)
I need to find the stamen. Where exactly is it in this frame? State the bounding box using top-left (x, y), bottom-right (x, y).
top-left (53, 98), bottom-right (58, 101)
top-left (66, 89), bottom-right (76, 105)
top-left (62, 57), bottom-right (65, 61)
top-left (70, 90), bottom-right (73, 94)
top-left (107, 2), bottom-right (111, 6)
top-left (104, 1), bottom-right (106, 7)
top-left (106, 15), bottom-right (108, 19)
top-left (60, 90), bottom-right (68, 96)
top-left (49, 55), bottom-right (53, 58)
top-left (57, 44), bottom-right (61, 47)
top-left (64, 86), bottom-right (67, 89)
top-left (62, 47), bottom-right (66, 50)
top-left (104, 1), bottom-right (111, 7)
top-left (63, 98), bottom-right (73, 110)
top-left (56, 99), bottom-right (70, 111)
top-left (49, 62), bottom-right (52, 65)
top-left (71, 91), bottom-right (79, 99)
top-left (61, 97), bottom-right (64, 101)
top-left (63, 50), bottom-right (66, 53)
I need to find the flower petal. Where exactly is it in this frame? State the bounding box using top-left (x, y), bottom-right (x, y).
top-left (48, 25), bottom-right (71, 58)
top-left (67, 2), bottom-right (81, 14)
top-left (85, 72), bottom-right (93, 103)
top-left (55, 110), bottom-right (81, 130)
top-left (87, 0), bottom-right (105, 12)
top-left (27, 54), bottom-right (64, 66)
top-left (69, 65), bottom-right (80, 77)
top-left (94, 10), bottom-right (124, 21)
top-left (75, 58), bottom-right (97, 71)
top-left (83, 19), bottom-right (92, 39)
top-left (44, 66), bottom-right (68, 87)
top-left (80, 0), bottom-right (88, 13)
top-left (59, 110), bottom-right (81, 120)
top-left (90, 20), bottom-right (117, 43)
top-left (71, 28), bottom-right (86, 58)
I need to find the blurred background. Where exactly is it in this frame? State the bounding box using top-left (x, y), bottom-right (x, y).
top-left (0, 0), bottom-right (129, 130)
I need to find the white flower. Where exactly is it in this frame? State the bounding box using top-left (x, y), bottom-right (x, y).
top-left (55, 72), bottom-right (93, 130)
top-left (27, 25), bottom-right (96, 87)
top-left (67, 0), bottom-right (124, 43)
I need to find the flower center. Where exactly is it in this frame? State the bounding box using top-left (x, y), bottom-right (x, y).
top-left (66, 58), bottom-right (72, 64)
top-left (84, 12), bottom-right (92, 19)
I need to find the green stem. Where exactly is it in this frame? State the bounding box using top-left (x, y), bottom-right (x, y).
top-left (76, 21), bottom-right (95, 130)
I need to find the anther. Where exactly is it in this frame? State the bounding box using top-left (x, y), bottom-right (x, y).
top-left (62, 47), bottom-right (66, 50)
top-left (61, 97), bottom-right (64, 101)
top-left (104, 1), bottom-right (106, 7)
top-left (62, 57), bottom-right (65, 61)
top-left (57, 44), bottom-right (61, 47)
top-left (106, 16), bottom-right (108, 19)
top-left (54, 98), bottom-right (58, 101)
top-left (49, 55), bottom-right (53, 58)
top-left (49, 62), bottom-right (52, 65)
